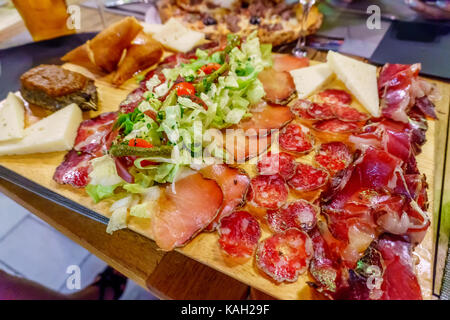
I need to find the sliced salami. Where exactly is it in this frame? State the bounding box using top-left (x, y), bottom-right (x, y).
top-left (307, 103), bottom-right (335, 120)
top-left (279, 123), bottom-right (314, 154)
top-left (331, 104), bottom-right (370, 122)
top-left (257, 152), bottom-right (296, 180)
top-left (313, 119), bottom-right (361, 134)
top-left (267, 200), bottom-right (318, 233)
top-left (289, 99), bottom-right (316, 120)
top-left (247, 174), bottom-right (289, 210)
top-left (218, 211), bottom-right (261, 258)
top-left (315, 142), bottom-right (353, 173)
top-left (318, 89), bottom-right (352, 105)
top-left (288, 163), bottom-right (329, 192)
top-left (256, 228), bottom-right (313, 282)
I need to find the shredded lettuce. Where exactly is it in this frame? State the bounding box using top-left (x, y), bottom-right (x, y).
top-left (86, 184), bottom-right (120, 203)
top-left (89, 155), bottom-right (124, 186)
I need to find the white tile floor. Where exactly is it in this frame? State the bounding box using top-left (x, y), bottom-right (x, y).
top-left (0, 193), bottom-right (157, 300)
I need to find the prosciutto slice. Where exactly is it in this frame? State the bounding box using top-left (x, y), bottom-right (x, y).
top-left (236, 103), bottom-right (294, 134)
top-left (151, 173), bottom-right (223, 251)
top-left (53, 150), bottom-right (93, 187)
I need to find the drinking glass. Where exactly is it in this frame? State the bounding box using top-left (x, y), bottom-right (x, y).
top-left (292, 0), bottom-right (317, 57)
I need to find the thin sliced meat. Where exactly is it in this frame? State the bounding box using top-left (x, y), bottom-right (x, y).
top-left (151, 173), bottom-right (223, 251)
top-left (272, 53), bottom-right (309, 72)
top-left (331, 104), bottom-right (370, 122)
top-left (119, 86), bottom-right (146, 114)
top-left (53, 150), bottom-right (93, 187)
top-left (200, 164), bottom-right (250, 231)
top-left (279, 123), bottom-right (314, 154)
top-left (377, 235), bottom-right (422, 300)
top-left (313, 119), bottom-right (361, 134)
top-left (257, 152), bottom-right (296, 180)
top-left (74, 112), bottom-right (118, 156)
top-left (258, 69), bottom-right (295, 105)
top-left (237, 103), bottom-right (294, 134)
top-left (288, 163), bottom-right (329, 192)
top-left (315, 142), bottom-right (353, 173)
top-left (318, 89), bottom-right (352, 105)
top-left (267, 200), bottom-right (318, 233)
top-left (289, 99), bottom-right (316, 120)
top-left (225, 131), bottom-right (272, 163)
top-left (218, 211), bottom-right (261, 258)
top-left (256, 228), bottom-right (313, 282)
top-left (247, 174), bottom-right (288, 210)
top-left (415, 96), bottom-right (437, 119)
top-left (307, 103), bottom-right (335, 120)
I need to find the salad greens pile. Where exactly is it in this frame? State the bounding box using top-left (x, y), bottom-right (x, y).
top-left (86, 32), bottom-right (271, 219)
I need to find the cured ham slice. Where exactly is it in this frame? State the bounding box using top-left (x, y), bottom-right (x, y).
top-left (236, 103), bottom-right (294, 134)
top-left (53, 150), bottom-right (93, 187)
top-left (378, 63), bottom-right (426, 123)
top-left (119, 86), bottom-right (147, 114)
top-left (267, 200), bottom-right (318, 233)
top-left (218, 211), bottom-right (261, 258)
top-left (272, 54), bottom-right (309, 72)
top-left (256, 228), bottom-right (313, 282)
top-left (224, 130), bottom-right (272, 163)
top-left (258, 68), bottom-right (295, 105)
top-left (247, 174), bottom-right (289, 210)
top-left (315, 142), bottom-right (353, 173)
top-left (74, 112), bottom-right (118, 156)
top-left (200, 164), bottom-right (250, 231)
top-left (151, 173), bottom-right (223, 251)
top-left (377, 235), bottom-right (422, 300)
top-left (279, 123), bottom-right (314, 154)
top-left (288, 163), bottom-right (329, 192)
top-left (257, 152), bottom-right (296, 180)
top-left (313, 119), bottom-right (361, 134)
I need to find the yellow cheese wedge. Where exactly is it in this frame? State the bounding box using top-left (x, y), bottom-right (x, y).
top-left (0, 92), bottom-right (25, 142)
top-left (327, 51), bottom-right (380, 117)
top-left (153, 18), bottom-right (205, 53)
top-left (289, 64), bottom-right (334, 99)
top-left (141, 22), bottom-right (164, 35)
top-left (0, 103), bottom-right (82, 156)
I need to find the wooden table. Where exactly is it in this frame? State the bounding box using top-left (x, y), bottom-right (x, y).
top-left (1, 4), bottom-right (449, 300)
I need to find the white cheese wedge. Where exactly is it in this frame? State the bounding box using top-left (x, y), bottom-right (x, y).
top-left (0, 92), bottom-right (25, 142)
top-left (153, 18), bottom-right (205, 53)
top-left (289, 63), bottom-right (334, 99)
top-left (141, 22), bottom-right (164, 35)
top-left (0, 103), bottom-right (82, 156)
top-left (327, 51), bottom-right (380, 117)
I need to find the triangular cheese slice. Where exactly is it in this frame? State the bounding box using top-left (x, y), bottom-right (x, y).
top-left (289, 63), bottom-right (333, 99)
top-left (327, 51), bottom-right (380, 117)
top-left (0, 93), bottom-right (24, 142)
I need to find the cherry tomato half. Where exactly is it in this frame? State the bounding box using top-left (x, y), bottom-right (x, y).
top-left (199, 63), bottom-right (222, 75)
top-left (174, 82), bottom-right (196, 96)
top-left (128, 138), bottom-right (153, 148)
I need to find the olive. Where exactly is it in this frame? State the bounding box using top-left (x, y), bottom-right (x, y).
top-left (203, 16), bottom-right (217, 26)
top-left (250, 16), bottom-right (261, 25)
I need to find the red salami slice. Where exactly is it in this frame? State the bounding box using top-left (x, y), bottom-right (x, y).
top-left (289, 99), bottom-right (316, 120)
top-left (318, 89), bottom-right (352, 105)
top-left (279, 123), bottom-right (314, 154)
top-left (53, 150), bottom-right (93, 187)
top-left (272, 54), bottom-right (309, 72)
top-left (256, 228), bottom-right (313, 282)
top-left (315, 142), bottom-right (353, 173)
top-left (267, 200), bottom-right (318, 233)
top-left (218, 211), bottom-right (261, 258)
top-left (288, 163), bottom-right (329, 192)
top-left (74, 112), bottom-right (118, 156)
top-left (258, 69), bottom-right (295, 105)
top-left (247, 174), bottom-right (289, 210)
top-left (307, 103), bottom-right (335, 120)
top-left (313, 119), bottom-right (361, 134)
top-left (331, 104), bottom-right (370, 122)
top-left (257, 152), bottom-right (296, 180)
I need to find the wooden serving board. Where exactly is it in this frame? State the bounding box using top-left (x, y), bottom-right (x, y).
top-left (0, 60), bottom-right (447, 300)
